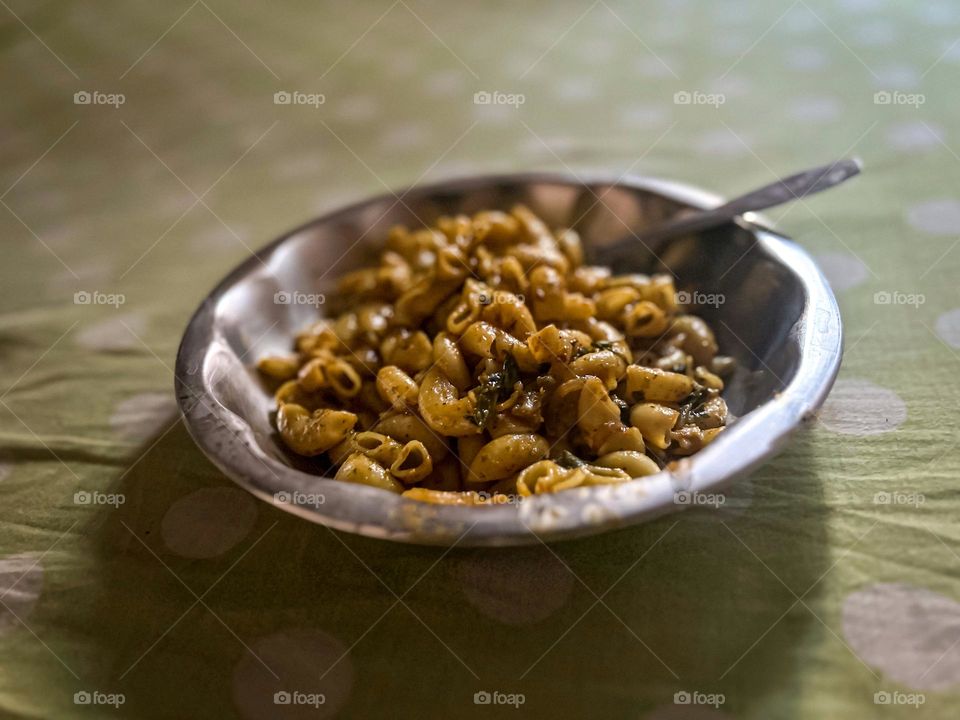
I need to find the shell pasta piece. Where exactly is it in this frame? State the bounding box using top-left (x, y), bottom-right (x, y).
top-left (257, 205), bottom-right (731, 503)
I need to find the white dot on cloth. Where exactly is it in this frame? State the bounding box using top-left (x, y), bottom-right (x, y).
top-left (648, 19), bottom-right (688, 45)
top-left (906, 199), bottom-right (960, 235)
top-left (886, 121), bottom-right (944, 152)
top-left (693, 129), bottom-right (751, 157)
top-left (783, 8), bottom-right (818, 34)
top-left (423, 68), bottom-right (465, 97)
top-left (815, 251), bottom-right (869, 292)
top-left (75, 312), bottom-right (147, 353)
top-left (333, 95), bottom-right (379, 123)
top-left (819, 378), bottom-right (906, 436)
top-left (575, 37), bottom-right (616, 64)
top-left (712, 34), bottom-right (750, 57)
top-left (712, 2), bottom-right (751, 25)
top-left (872, 64), bottom-right (920, 89)
top-left (843, 583), bottom-right (960, 691)
top-left (917, 4), bottom-right (960, 26)
top-left (457, 547), bottom-right (574, 624)
top-left (110, 392), bottom-right (177, 443)
top-left (47, 260), bottom-right (113, 294)
top-left (384, 49), bottom-right (418, 78)
top-left (555, 76), bottom-right (598, 102)
top-left (518, 134), bottom-right (576, 156)
top-left (645, 704), bottom-right (732, 720)
top-left (270, 155), bottom-right (325, 182)
top-left (472, 102), bottom-right (516, 126)
top-left (0, 463), bottom-right (10, 482)
top-left (0, 553), bottom-right (44, 636)
top-left (935, 308), bottom-right (960, 348)
top-left (161, 487), bottom-right (258, 559)
top-left (192, 224), bottom-right (252, 251)
top-left (233, 629), bottom-right (353, 720)
top-left (837, 0), bottom-right (881, 12)
top-left (708, 74), bottom-right (751, 98)
top-left (787, 96), bottom-right (842, 124)
top-left (618, 104), bottom-right (669, 128)
top-left (853, 21), bottom-right (896, 47)
top-left (379, 123), bottom-right (428, 150)
top-left (634, 55), bottom-right (678, 79)
top-left (784, 46), bottom-right (829, 71)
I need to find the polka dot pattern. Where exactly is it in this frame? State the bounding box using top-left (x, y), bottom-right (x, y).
top-left (819, 379), bottom-right (907, 436)
top-left (161, 487), bottom-right (258, 559)
top-left (843, 583), bottom-right (960, 690)
top-left (7, 0), bottom-right (960, 713)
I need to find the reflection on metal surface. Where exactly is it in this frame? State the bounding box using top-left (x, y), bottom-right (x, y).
top-left (175, 173), bottom-right (843, 546)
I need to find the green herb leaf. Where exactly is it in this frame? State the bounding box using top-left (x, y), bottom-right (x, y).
top-left (611, 393), bottom-right (630, 425)
top-left (555, 450), bottom-right (586, 469)
top-left (677, 385), bottom-right (710, 426)
top-left (469, 353), bottom-right (519, 429)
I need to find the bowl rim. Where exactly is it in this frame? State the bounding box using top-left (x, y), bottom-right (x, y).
top-left (175, 171), bottom-right (843, 546)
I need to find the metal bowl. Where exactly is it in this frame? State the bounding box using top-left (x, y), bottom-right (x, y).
top-left (175, 173), bottom-right (842, 546)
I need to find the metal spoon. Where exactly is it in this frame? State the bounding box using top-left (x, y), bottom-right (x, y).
top-left (595, 157), bottom-right (862, 263)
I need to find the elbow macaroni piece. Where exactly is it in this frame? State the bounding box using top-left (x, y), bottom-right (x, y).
top-left (258, 205), bottom-right (731, 503)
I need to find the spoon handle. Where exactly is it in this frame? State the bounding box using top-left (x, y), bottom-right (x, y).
top-left (603, 158), bottom-right (862, 255)
top-left (714, 157), bottom-right (862, 216)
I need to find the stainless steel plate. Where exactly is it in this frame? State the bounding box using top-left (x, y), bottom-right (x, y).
top-left (175, 173), bottom-right (842, 546)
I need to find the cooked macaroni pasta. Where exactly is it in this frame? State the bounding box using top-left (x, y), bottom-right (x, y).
top-left (257, 206), bottom-right (732, 504)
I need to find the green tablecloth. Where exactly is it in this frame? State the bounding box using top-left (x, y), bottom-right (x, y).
top-left (3, 0), bottom-right (960, 717)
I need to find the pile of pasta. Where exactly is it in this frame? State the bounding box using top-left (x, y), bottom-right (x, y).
top-left (257, 205), bottom-right (732, 505)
